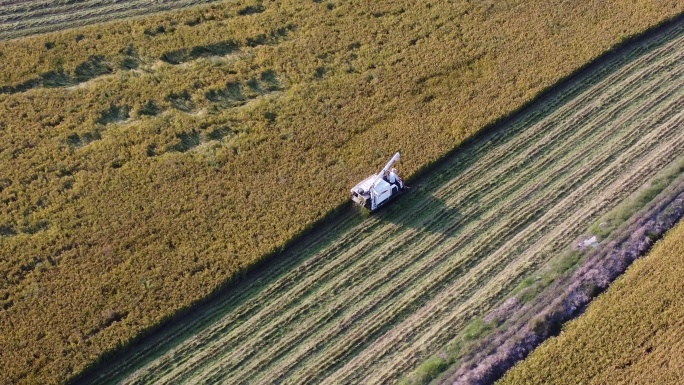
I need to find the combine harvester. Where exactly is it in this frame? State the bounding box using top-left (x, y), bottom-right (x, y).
top-left (351, 152), bottom-right (407, 211)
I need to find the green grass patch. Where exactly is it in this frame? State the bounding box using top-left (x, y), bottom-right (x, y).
top-left (590, 156), bottom-right (684, 240)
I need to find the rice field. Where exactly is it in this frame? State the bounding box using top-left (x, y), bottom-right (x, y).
top-left (79, 19), bottom-right (684, 384)
top-left (2, 1), bottom-right (683, 383)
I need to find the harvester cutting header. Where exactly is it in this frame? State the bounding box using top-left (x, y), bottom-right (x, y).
top-left (351, 152), bottom-right (406, 211)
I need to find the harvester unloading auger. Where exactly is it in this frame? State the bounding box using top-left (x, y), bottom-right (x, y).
top-left (351, 152), bottom-right (407, 211)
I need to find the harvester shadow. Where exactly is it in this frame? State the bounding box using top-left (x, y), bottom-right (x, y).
top-left (375, 186), bottom-right (463, 237)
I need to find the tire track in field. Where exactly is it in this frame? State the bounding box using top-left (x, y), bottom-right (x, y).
top-left (83, 16), bottom-right (684, 385)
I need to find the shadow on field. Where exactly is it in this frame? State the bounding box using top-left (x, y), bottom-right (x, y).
top-left (377, 189), bottom-right (464, 236)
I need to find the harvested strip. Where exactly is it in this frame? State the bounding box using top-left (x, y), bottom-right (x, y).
top-left (0, 0), bottom-right (224, 41)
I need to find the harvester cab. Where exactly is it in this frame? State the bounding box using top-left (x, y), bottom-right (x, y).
top-left (351, 152), bottom-right (406, 211)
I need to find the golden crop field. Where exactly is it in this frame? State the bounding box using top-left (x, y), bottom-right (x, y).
top-left (1, 0), bottom-right (682, 384)
top-left (498, 219), bottom-right (684, 385)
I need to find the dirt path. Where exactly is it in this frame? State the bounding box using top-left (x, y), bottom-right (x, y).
top-left (77, 17), bottom-right (684, 385)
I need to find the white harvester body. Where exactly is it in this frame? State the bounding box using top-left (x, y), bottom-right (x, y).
top-left (351, 152), bottom-right (406, 211)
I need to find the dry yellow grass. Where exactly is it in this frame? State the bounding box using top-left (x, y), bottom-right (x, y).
top-left (0, 0), bottom-right (682, 383)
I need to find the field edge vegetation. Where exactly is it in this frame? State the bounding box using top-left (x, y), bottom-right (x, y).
top-left (497, 218), bottom-right (684, 384)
